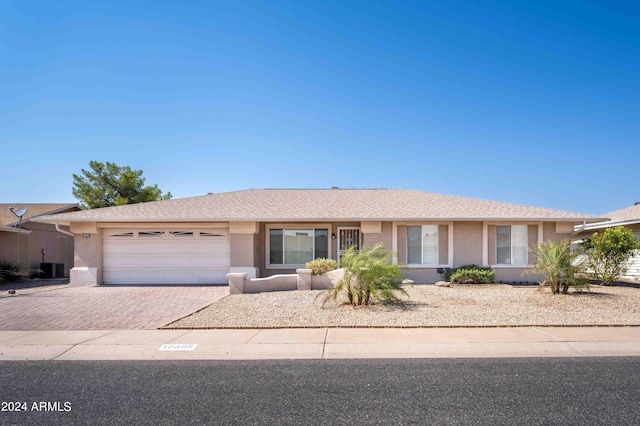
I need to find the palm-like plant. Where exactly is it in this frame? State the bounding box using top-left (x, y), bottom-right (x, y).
top-left (325, 244), bottom-right (406, 306)
top-left (530, 239), bottom-right (587, 294)
top-left (0, 260), bottom-right (29, 284)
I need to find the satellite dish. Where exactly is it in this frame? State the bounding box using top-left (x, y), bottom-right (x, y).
top-left (9, 207), bottom-right (28, 227)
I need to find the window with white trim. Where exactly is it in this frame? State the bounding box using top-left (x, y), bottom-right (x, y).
top-left (496, 225), bottom-right (528, 265)
top-left (407, 225), bottom-right (439, 265)
top-left (269, 228), bottom-right (329, 265)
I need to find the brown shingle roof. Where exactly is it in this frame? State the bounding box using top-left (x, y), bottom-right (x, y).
top-left (31, 189), bottom-right (602, 224)
top-left (601, 203), bottom-right (640, 224)
top-left (0, 203), bottom-right (80, 226)
top-left (578, 203), bottom-right (640, 231)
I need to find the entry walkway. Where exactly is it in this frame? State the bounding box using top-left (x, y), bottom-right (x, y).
top-left (1, 327), bottom-right (639, 360)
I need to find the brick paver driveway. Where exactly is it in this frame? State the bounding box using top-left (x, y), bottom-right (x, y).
top-left (0, 285), bottom-right (229, 330)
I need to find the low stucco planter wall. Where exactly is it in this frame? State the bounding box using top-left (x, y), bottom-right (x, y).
top-left (244, 274), bottom-right (298, 293)
top-left (311, 268), bottom-right (344, 290)
top-left (228, 268), bottom-right (345, 294)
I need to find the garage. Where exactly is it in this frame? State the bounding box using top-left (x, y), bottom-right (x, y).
top-left (103, 229), bottom-right (230, 284)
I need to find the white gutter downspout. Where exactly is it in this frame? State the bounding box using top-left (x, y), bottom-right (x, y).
top-left (55, 222), bottom-right (75, 237)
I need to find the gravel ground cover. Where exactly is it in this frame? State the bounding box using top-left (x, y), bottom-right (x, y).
top-left (166, 284), bottom-right (640, 328)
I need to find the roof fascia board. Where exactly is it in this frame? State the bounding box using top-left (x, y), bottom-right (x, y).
top-left (575, 218), bottom-right (640, 232)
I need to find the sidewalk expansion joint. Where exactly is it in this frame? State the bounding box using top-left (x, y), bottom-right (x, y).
top-left (321, 329), bottom-right (328, 359)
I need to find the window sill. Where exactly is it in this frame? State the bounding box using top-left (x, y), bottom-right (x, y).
top-left (406, 265), bottom-right (451, 269)
top-left (490, 265), bottom-right (534, 269)
top-left (265, 264), bottom-right (307, 270)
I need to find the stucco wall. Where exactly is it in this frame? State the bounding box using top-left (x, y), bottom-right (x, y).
top-left (396, 225), bottom-right (407, 264)
top-left (402, 268), bottom-right (443, 284)
top-left (543, 221), bottom-right (571, 242)
top-left (0, 233), bottom-right (19, 265)
top-left (72, 228), bottom-right (103, 284)
top-left (23, 222), bottom-right (74, 277)
top-left (230, 233), bottom-right (256, 267)
top-left (527, 225), bottom-right (538, 265)
top-left (438, 225), bottom-right (449, 265)
top-left (494, 268), bottom-right (543, 283)
top-left (487, 225), bottom-right (496, 265)
top-left (453, 221), bottom-right (483, 266)
top-left (362, 221), bottom-right (392, 248)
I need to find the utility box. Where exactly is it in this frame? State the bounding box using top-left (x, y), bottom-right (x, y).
top-left (40, 263), bottom-right (64, 279)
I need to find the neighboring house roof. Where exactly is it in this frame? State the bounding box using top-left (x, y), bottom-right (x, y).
top-left (31, 188), bottom-right (603, 224)
top-left (0, 203), bottom-right (81, 227)
top-left (576, 202), bottom-right (640, 232)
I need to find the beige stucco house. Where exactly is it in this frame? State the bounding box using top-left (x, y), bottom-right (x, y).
top-left (575, 202), bottom-right (640, 280)
top-left (0, 204), bottom-right (80, 278)
top-left (31, 188), bottom-right (604, 286)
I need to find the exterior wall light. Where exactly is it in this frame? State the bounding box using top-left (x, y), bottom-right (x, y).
top-left (82, 233), bottom-right (91, 238)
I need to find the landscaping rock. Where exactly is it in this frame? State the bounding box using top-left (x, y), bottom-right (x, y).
top-left (435, 281), bottom-right (451, 287)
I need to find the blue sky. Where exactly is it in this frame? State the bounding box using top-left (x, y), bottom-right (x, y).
top-left (1, 0), bottom-right (638, 215)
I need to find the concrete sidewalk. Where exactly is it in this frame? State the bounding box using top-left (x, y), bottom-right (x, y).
top-left (1, 327), bottom-right (639, 360)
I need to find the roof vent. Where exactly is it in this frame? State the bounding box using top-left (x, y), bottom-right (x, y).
top-left (331, 186), bottom-right (339, 190)
top-left (635, 201), bottom-right (640, 206)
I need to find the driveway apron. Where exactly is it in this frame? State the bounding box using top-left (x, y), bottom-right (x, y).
top-left (0, 285), bottom-right (229, 330)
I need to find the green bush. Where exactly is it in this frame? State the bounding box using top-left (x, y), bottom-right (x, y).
top-left (443, 264), bottom-right (492, 282)
top-left (305, 258), bottom-right (338, 275)
top-left (581, 226), bottom-right (640, 286)
top-left (449, 268), bottom-right (495, 284)
top-left (323, 244), bottom-right (407, 306)
top-left (0, 260), bottom-right (28, 284)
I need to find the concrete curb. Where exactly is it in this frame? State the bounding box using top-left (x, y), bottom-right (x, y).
top-left (161, 323), bottom-right (640, 330)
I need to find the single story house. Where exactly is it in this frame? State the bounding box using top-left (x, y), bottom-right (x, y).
top-left (32, 188), bottom-right (604, 286)
top-left (575, 202), bottom-right (640, 280)
top-left (0, 203), bottom-right (81, 277)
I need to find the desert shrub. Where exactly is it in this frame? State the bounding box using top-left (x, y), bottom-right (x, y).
top-left (305, 258), bottom-right (338, 275)
top-left (0, 260), bottom-right (28, 284)
top-left (450, 268), bottom-right (495, 284)
top-left (444, 265), bottom-right (493, 282)
top-left (581, 226), bottom-right (640, 286)
top-left (531, 239), bottom-right (587, 294)
top-left (323, 244), bottom-right (406, 306)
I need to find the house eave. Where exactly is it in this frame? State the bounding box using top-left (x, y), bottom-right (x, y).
top-left (31, 216), bottom-right (605, 224)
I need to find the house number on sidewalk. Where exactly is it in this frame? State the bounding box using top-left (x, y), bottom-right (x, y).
top-left (159, 344), bottom-right (198, 351)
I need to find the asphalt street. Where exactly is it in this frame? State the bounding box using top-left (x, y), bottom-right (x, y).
top-left (1, 358), bottom-right (639, 425)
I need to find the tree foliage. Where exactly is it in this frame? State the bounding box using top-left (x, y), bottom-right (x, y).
top-left (72, 161), bottom-right (172, 209)
top-left (530, 239), bottom-right (587, 294)
top-left (581, 226), bottom-right (640, 286)
top-left (324, 244), bottom-right (406, 307)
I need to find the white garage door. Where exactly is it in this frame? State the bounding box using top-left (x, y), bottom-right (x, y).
top-left (103, 229), bottom-right (230, 284)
